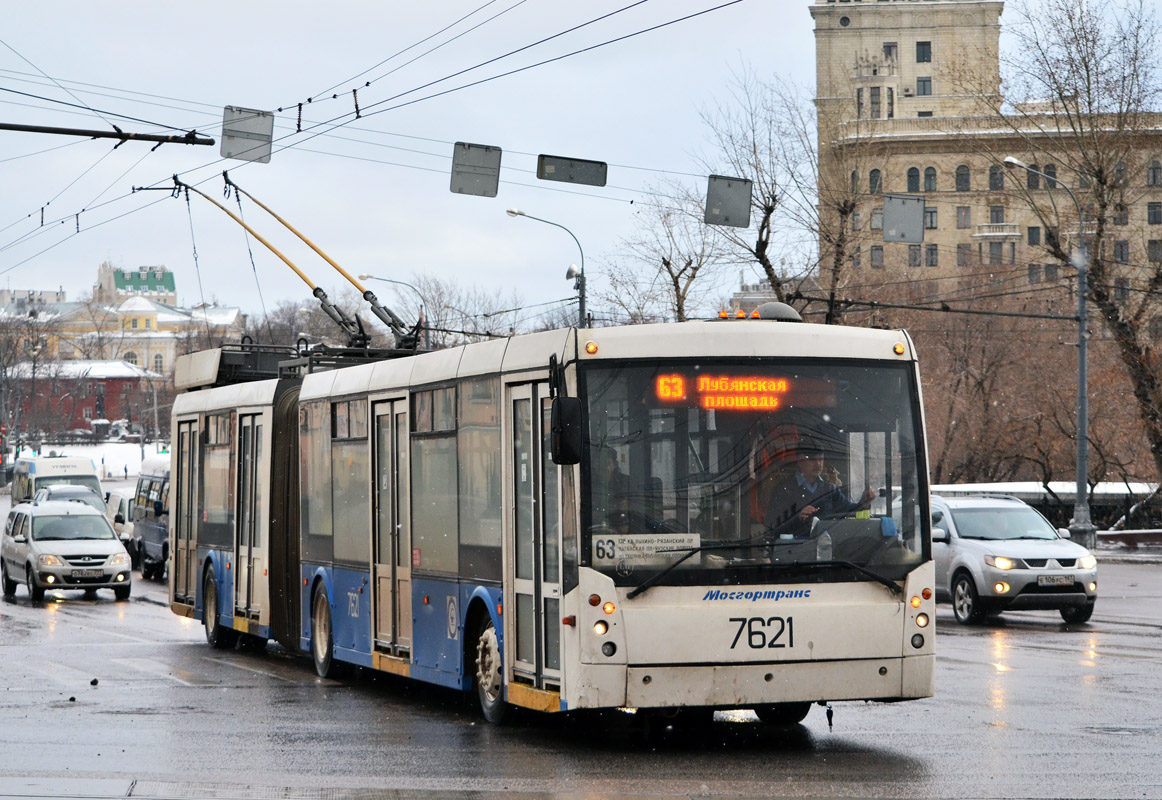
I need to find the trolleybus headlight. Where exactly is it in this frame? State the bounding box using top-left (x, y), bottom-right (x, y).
top-left (910, 595), bottom-right (922, 608)
top-left (915, 613), bottom-right (929, 628)
top-left (593, 621), bottom-right (609, 636)
top-left (911, 634), bottom-right (925, 649)
top-left (1079, 555), bottom-right (1097, 570)
top-left (601, 642), bottom-right (617, 657)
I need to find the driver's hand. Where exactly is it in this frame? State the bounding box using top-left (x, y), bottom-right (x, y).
top-left (798, 504), bottom-right (818, 520)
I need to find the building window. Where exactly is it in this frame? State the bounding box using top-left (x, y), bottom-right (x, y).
top-left (869, 169), bottom-right (882, 195)
top-left (989, 241), bottom-right (1004, 265)
top-left (884, 42), bottom-right (898, 61)
top-left (907, 167), bottom-right (920, 193)
top-left (989, 165), bottom-right (1005, 191)
top-left (957, 206), bottom-right (971, 229)
top-left (955, 165), bottom-right (970, 192)
top-left (1116, 278), bottom-right (1130, 304)
top-left (1114, 240), bottom-right (1130, 263)
top-left (1028, 264), bottom-right (1042, 284)
top-left (916, 76), bottom-right (932, 96)
top-left (1149, 160), bottom-right (1162, 186)
top-left (144, 318), bottom-right (151, 329)
top-left (870, 86), bottom-right (881, 118)
top-left (1114, 204), bottom-right (1129, 225)
top-left (957, 243), bottom-right (972, 266)
top-left (924, 207), bottom-right (938, 229)
top-left (870, 208), bottom-right (883, 230)
top-left (1149, 240), bottom-right (1162, 263)
top-left (1114, 161), bottom-right (1126, 187)
top-left (1078, 169), bottom-right (1091, 190)
top-left (856, 88), bottom-right (864, 118)
top-left (851, 170), bottom-right (859, 194)
top-left (1045, 263), bottom-right (1059, 282)
top-left (908, 245), bottom-right (922, 267)
top-left (916, 41), bottom-right (932, 62)
top-left (887, 87), bottom-right (894, 119)
top-left (131, 318), bottom-right (138, 329)
top-left (1026, 165), bottom-right (1040, 190)
top-left (1151, 316), bottom-right (1162, 341)
top-left (1149, 202), bottom-right (1162, 225)
top-left (871, 245), bottom-right (884, 269)
top-left (1028, 226), bottom-right (1041, 246)
top-left (125, 351), bottom-right (138, 366)
top-left (917, 111), bottom-right (933, 118)
top-left (1043, 164), bottom-right (1058, 188)
top-left (925, 243), bottom-right (938, 267)
top-left (851, 246), bottom-right (861, 270)
top-left (989, 206), bottom-right (1005, 224)
top-left (851, 210), bottom-right (861, 231)
top-left (153, 354), bottom-right (164, 373)
top-left (924, 167), bottom-right (937, 192)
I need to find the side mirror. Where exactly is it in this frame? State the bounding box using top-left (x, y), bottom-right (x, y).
top-left (1058, 528), bottom-right (1072, 539)
top-left (114, 513), bottom-right (125, 525)
top-left (12, 533), bottom-right (26, 544)
top-left (931, 510), bottom-right (944, 525)
top-left (154, 500), bottom-right (164, 517)
top-left (932, 528), bottom-right (951, 544)
top-left (550, 397), bottom-right (583, 465)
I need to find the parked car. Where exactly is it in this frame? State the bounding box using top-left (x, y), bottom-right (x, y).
top-left (32, 484), bottom-right (106, 514)
top-left (931, 494), bottom-right (1097, 624)
top-left (104, 488), bottom-right (138, 568)
top-left (1, 500), bottom-right (132, 601)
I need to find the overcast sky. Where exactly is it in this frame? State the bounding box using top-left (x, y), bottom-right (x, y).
top-left (0, 1), bottom-right (818, 330)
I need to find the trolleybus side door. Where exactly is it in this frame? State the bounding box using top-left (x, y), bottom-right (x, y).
top-left (373, 400), bottom-right (412, 654)
top-left (506, 382), bottom-right (562, 693)
top-left (173, 419), bottom-right (198, 605)
top-left (235, 414), bottom-right (263, 619)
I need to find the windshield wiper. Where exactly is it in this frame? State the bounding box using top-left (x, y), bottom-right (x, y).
top-left (626, 541), bottom-right (774, 599)
top-left (766, 560), bottom-right (903, 596)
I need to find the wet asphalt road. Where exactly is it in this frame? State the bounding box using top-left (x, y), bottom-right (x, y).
top-left (0, 485), bottom-right (1159, 799)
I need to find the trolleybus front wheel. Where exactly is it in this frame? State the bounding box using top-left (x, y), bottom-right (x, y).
top-left (754, 702), bottom-right (811, 725)
top-left (312, 583), bottom-right (337, 678)
top-left (203, 570), bottom-right (238, 649)
top-left (474, 618), bottom-right (507, 724)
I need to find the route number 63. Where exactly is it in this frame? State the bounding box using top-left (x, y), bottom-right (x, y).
top-left (729, 616), bottom-right (794, 649)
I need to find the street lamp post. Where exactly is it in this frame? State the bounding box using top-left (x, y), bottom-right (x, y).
top-left (506, 208), bottom-right (587, 328)
top-left (1004, 156), bottom-right (1095, 548)
top-left (357, 274), bottom-right (430, 349)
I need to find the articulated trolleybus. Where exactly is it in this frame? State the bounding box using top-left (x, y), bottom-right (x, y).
top-left (169, 309), bottom-right (934, 725)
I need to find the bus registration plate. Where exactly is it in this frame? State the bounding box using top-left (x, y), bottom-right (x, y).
top-left (72, 569), bottom-right (103, 579)
top-left (1037, 574), bottom-right (1072, 587)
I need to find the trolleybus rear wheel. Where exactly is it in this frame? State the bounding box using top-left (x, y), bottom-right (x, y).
top-left (474, 618), bottom-right (507, 724)
top-left (754, 702), bottom-right (811, 725)
top-left (312, 583), bottom-right (337, 678)
top-left (203, 570), bottom-right (238, 649)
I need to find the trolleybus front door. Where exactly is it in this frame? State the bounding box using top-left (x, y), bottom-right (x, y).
top-left (507, 383), bottom-right (562, 693)
top-left (173, 420), bottom-right (198, 605)
top-left (235, 414), bottom-right (263, 619)
top-left (373, 400), bottom-right (411, 654)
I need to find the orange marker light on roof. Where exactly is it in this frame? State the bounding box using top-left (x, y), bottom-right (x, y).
top-left (719, 310), bottom-right (729, 318)
top-left (751, 309), bottom-right (761, 318)
top-left (736, 310), bottom-right (746, 318)
top-left (894, 343), bottom-right (907, 355)
top-left (585, 341), bottom-right (598, 354)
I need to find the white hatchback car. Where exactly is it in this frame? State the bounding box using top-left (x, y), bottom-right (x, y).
top-left (1, 500), bottom-right (132, 602)
top-left (932, 494), bottom-right (1097, 624)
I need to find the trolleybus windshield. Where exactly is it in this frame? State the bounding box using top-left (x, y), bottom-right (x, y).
top-left (580, 360), bottom-right (927, 588)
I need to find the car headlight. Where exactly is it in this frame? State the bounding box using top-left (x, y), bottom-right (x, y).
top-left (109, 553), bottom-right (131, 567)
top-left (1078, 555), bottom-right (1097, 570)
top-left (37, 554), bottom-right (65, 567)
top-left (985, 555), bottom-right (1016, 570)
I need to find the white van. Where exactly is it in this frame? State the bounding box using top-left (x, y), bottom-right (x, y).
top-left (10, 455), bottom-right (102, 505)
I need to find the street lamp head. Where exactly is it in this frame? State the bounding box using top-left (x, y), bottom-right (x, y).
top-left (1003, 156), bottom-right (1028, 170)
top-left (565, 263), bottom-right (581, 280)
top-left (357, 273), bottom-right (372, 280)
top-left (506, 208), bottom-right (524, 218)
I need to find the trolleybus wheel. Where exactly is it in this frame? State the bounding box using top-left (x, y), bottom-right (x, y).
top-left (474, 618), bottom-right (507, 724)
top-left (754, 702), bottom-right (811, 725)
top-left (203, 570), bottom-right (238, 649)
top-left (952, 572), bottom-right (984, 625)
top-left (1, 562), bottom-right (15, 597)
top-left (1060, 600), bottom-right (1095, 624)
top-left (312, 583), bottom-right (337, 678)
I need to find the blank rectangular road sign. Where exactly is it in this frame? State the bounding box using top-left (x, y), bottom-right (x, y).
top-left (451, 142), bottom-right (502, 198)
top-left (537, 155), bottom-right (608, 187)
top-left (221, 106), bottom-right (274, 164)
top-left (704, 175), bottom-right (752, 228)
top-left (883, 194), bottom-right (925, 243)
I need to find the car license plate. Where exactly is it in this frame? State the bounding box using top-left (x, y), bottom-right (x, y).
top-left (72, 569), bottom-right (102, 579)
top-left (1038, 574), bottom-right (1072, 587)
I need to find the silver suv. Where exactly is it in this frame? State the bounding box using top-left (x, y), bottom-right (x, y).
top-left (931, 494), bottom-right (1097, 624)
top-left (1, 501), bottom-right (133, 602)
